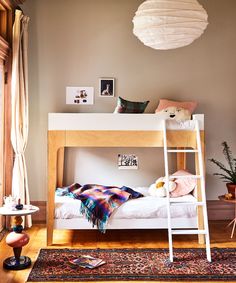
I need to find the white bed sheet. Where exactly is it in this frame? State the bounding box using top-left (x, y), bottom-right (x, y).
top-left (55, 187), bottom-right (197, 220)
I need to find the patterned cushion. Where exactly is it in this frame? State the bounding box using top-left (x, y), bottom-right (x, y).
top-left (114, 97), bottom-right (149, 113)
top-left (155, 99), bottom-right (197, 114)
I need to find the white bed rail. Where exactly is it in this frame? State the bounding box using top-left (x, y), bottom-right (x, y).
top-left (48, 113), bottom-right (204, 131)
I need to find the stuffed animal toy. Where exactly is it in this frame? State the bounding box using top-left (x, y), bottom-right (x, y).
top-left (156, 106), bottom-right (191, 122)
top-left (149, 177), bottom-right (177, 197)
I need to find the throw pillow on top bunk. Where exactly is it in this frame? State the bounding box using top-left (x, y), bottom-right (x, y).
top-left (114, 96), bottom-right (149, 113)
top-left (155, 99), bottom-right (197, 122)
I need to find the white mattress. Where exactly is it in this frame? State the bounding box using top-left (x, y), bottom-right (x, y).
top-left (55, 187), bottom-right (197, 220)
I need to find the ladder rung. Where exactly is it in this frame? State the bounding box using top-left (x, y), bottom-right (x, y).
top-left (170, 201), bottom-right (204, 206)
top-left (171, 229), bottom-right (207, 235)
top-left (169, 175), bottom-right (202, 179)
top-left (167, 149), bottom-right (198, 153)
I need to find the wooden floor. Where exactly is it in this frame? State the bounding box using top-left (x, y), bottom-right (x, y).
top-left (0, 221), bottom-right (235, 283)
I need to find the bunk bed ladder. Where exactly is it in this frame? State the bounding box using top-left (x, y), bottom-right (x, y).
top-left (162, 119), bottom-right (211, 263)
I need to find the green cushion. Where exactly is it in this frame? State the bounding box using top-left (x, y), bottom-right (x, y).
top-left (114, 97), bottom-right (149, 113)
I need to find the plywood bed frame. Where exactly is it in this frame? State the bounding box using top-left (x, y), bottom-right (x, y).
top-left (47, 113), bottom-right (205, 246)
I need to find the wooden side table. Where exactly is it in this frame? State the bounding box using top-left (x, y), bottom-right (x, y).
top-left (0, 205), bottom-right (39, 270)
top-left (218, 195), bottom-right (236, 238)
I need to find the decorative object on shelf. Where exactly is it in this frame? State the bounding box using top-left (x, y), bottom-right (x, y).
top-left (0, 205), bottom-right (39, 270)
top-left (224, 193), bottom-right (233, 200)
top-left (132, 0), bottom-right (208, 50)
top-left (15, 198), bottom-right (23, 210)
top-left (99, 78), bottom-right (115, 97)
top-left (3, 195), bottom-right (17, 210)
top-left (226, 183), bottom-right (236, 199)
top-left (66, 87), bottom-right (94, 105)
top-left (209, 142), bottom-right (236, 198)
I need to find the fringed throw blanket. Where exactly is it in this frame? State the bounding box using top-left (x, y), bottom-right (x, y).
top-left (56, 183), bottom-right (143, 232)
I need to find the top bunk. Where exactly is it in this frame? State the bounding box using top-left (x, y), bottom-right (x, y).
top-left (48, 113), bottom-right (204, 131)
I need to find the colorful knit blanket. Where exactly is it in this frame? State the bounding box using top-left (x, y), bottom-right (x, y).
top-left (56, 183), bottom-right (143, 232)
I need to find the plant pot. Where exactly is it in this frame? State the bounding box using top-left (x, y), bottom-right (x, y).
top-left (226, 183), bottom-right (236, 198)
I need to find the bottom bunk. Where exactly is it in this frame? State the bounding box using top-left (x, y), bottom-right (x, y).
top-left (54, 187), bottom-right (198, 230)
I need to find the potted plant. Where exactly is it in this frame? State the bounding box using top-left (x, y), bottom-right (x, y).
top-left (209, 141), bottom-right (236, 198)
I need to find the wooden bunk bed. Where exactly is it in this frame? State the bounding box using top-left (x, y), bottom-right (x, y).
top-left (47, 113), bottom-right (206, 246)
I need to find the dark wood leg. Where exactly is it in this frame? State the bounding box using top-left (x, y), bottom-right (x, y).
top-left (13, 247), bottom-right (22, 264)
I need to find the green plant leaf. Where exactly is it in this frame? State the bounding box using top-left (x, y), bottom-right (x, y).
top-left (209, 158), bottom-right (233, 178)
top-left (213, 173), bottom-right (234, 182)
top-left (222, 141), bottom-right (236, 174)
top-left (209, 142), bottom-right (236, 184)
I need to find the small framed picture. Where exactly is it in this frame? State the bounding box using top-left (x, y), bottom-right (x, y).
top-left (99, 78), bottom-right (115, 97)
top-left (118, 154), bottom-right (138, 170)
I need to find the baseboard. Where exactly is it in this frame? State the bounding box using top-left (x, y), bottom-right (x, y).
top-left (31, 200), bottom-right (235, 224)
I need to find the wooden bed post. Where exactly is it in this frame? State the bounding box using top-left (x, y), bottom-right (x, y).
top-left (47, 131), bottom-right (65, 246)
top-left (177, 148), bottom-right (187, 170)
top-left (196, 131), bottom-right (205, 244)
top-left (57, 148), bottom-right (65, 188)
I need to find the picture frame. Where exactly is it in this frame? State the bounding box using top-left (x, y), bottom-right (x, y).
top-left (118, 154), bottom-right (138, 170)
top-left (66, 87), bottom-right (94, 105)
top-left (99, 78), bottom-right (115, 97)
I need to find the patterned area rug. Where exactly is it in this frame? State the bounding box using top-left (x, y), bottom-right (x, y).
top-left (27, 248), bottom-right (236, 282)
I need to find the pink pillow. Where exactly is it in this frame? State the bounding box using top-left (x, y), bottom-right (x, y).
top-left (170, 170), bottom-right (197, 198)
top-left (155, 99), bottom-right (197, 114)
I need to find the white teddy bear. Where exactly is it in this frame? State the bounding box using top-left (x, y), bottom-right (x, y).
top-left (148, 177), bottom-right (177, 197)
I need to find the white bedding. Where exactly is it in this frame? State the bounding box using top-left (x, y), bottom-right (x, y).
top-left (55, 187), bottom-right (197, 220)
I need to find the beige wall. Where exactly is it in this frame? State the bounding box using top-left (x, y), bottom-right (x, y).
top-left (22, 0), bottom-right (236, 201)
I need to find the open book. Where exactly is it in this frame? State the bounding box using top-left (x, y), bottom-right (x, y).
top-left (69, 255), bottom-right (105, 269)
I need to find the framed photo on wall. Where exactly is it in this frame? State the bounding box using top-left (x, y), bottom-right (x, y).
top-left (66, 87), bottom-right (94, 105)
top-left (99, 78), bottom-right (115, 97)
top-left (118, 154), bottom-right (138, 170)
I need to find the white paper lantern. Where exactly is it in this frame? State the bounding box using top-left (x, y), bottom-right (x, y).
top-left (133, 0), bottom-right (208, 50)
